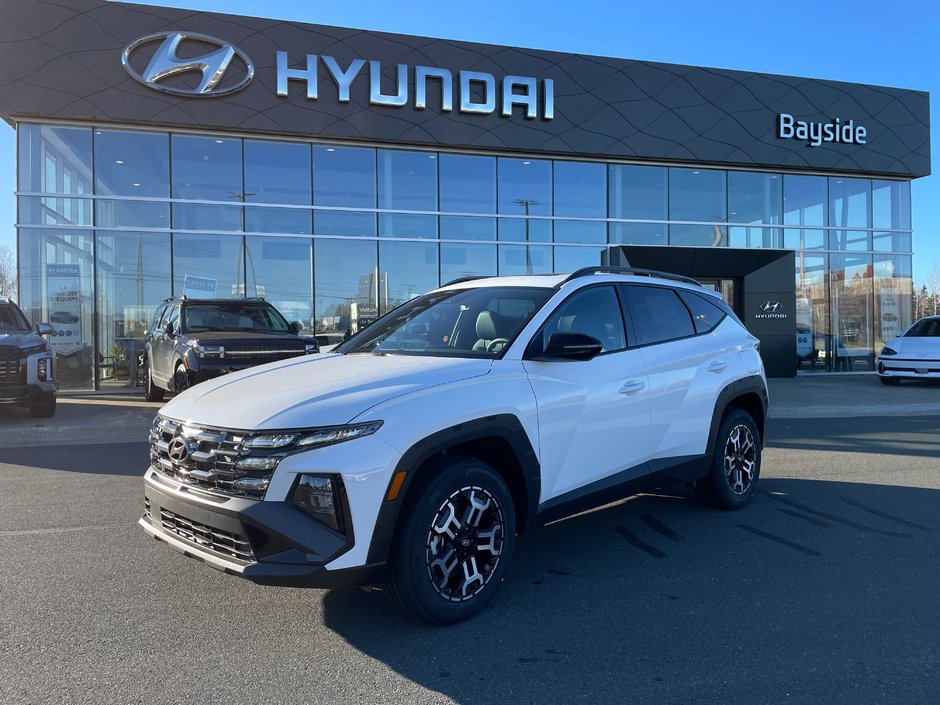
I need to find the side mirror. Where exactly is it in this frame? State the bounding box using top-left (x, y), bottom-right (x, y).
top-left (539, 332), bottom-right (604, 361)
top-left (289, 321), bottom-right (301, 334)
top-left (35, 322), bottom-right (54, 336)
top-left (164, 322), bottom-right (174, 336)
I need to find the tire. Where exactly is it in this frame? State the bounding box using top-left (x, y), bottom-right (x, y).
top-left (173, 363), bottom-right (191, 394)
top-left (28, 393), bottom-right (56, 418)
top-left (879, 376), bottom-right (900, 386)
top-left (143, 359), bottom-right (165, 402)
top-left (382, 456), bottom-right (516, 625)
top-left (696, 408), bottom-right (761, 510)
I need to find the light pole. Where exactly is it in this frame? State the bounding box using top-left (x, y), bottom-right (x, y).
top-left (513, 198), bottom-right (540, 274)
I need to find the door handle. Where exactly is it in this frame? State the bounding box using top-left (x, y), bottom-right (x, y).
top-left (619, 380), bottom-right (646, 395)
top-left (708, 361), bottom-right (728, 373)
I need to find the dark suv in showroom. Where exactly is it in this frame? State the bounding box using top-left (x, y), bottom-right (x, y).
top-left (143, 297), bottom-right (318, 401)
top-left (0, 297), bottom-right (56, 417)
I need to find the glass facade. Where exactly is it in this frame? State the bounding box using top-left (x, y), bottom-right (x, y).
top-left (16, 122), bottom-right (914, 389)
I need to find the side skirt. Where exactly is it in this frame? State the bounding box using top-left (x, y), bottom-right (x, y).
top-left (536, 453), bottom-right (710, 526)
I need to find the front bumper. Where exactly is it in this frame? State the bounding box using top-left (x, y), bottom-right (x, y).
top-left (878, 357), bottom-right (940, 379)
top-left (0, 382), bottom-right (55, 406)
top-left (140, 468), bottom-right (385, 588)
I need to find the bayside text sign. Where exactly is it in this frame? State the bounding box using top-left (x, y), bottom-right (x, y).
top-left (777, 113), bottom-right (867, 148)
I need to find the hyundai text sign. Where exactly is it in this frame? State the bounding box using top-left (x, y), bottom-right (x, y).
top-left (121, 32), bottom-right (255, 97)
top-left (777, 113), bottom-right (867, 148)
top-left (121, 32), bottom-right (554, 119)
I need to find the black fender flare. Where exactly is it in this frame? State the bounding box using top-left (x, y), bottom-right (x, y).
top-left (705, 375), bottom-right (769, 461)
top-left (365, 414), bottom-right (540, 566)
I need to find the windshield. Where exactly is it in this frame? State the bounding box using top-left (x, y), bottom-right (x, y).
top-left (338, 287), bottom-right (553, 358)
top-left (182, 302), bottom-right (291, 334)
top-left (0, 304), bottom-right (31, 331)
top-left (904, 318), bottom-right (940, 337)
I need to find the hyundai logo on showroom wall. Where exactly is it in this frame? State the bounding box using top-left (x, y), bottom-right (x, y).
top-left (121, 32), bottom-right (554, 119)
top-left (121, 32), bottom-right (255, 97)
top-left (755, 301), bottom-right (787, 320)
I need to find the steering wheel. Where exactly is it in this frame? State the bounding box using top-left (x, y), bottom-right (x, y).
top-left (486, 338), bottom-right (510, 353)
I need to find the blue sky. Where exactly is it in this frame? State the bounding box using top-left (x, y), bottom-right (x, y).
top-left (1, 0), bottom-right (937, 284)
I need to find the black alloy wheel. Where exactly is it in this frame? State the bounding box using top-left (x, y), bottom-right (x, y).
top-left (383, 457), bottom-right (516, 624)
top-left (696, 408), bottom-right (761, 510)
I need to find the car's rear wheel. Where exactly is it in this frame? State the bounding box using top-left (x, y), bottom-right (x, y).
top-left (879, 376), bottom-right (900, 386)
top-left (696, 408), bottom-right (761, 509)
top-left (144, 358), bottom-right (165, 402)
top-left (383, 457), bottom-right (516, 625)
top-left (28, 393), bottom-right (56, 418)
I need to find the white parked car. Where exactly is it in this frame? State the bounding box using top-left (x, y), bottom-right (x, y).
top-left (140, 267), bottom-right (768, 624)
top-left (877, 315), bottom-right (940, 385)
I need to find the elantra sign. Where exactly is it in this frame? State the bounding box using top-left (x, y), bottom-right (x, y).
top-left (121, 32), bottom-right (554, 119)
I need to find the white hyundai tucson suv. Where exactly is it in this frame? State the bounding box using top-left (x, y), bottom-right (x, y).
top-left (140, 267), bottom-right (768, 624)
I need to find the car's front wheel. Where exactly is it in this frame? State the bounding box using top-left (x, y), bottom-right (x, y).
top-left (28, 393), bottom-right (56, 418)
top-left (173, 363), bottom-right (191, 394)
top-left (383, 457), bottom-right (516, 624)
top-left (696, 408), bottom-right (761, 509)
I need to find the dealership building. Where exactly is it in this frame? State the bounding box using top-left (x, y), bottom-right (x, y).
top-left (0, 0), bottom-right (930, 389)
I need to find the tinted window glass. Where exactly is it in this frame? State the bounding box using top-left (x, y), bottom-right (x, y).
top-left (440, 154), bottom-right (495, 213)
top-left (172, 136), bottom-right (243, 201)
top-left (608, 164), bottom-right (666, 220)
top-left (183, 302), bottom-right (289, 333)
top-left (905, 319), bottom-right (940, 337)
top-left (245, 140), bottom-right (311, 205)
top-left (553, 161), bottom-right (605, 218)
top-left (498, 158), bottom-right (551, 216)
top-left (626, 286), bottom-right (695, 345)
top-left (95, 129), bottom-right (169, 198)
top-left (536, 286), bottom-right (625, 354)
top-left (678, 290), bottom-right (727, 334)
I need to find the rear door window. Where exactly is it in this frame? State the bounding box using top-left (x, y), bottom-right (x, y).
top-left (624, 285), bottom-right (695, 346)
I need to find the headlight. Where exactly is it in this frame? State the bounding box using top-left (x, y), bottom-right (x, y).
top-left (242, 421), bottom-right (382, 451)
top-left (21, 343), bottom-right (48, 356)
top-left (190, 342), bottom-right (225, 358)
top-left (880, 346), bottom-right (898, 356)
top-left (292, 474), bottom-right (343, 531)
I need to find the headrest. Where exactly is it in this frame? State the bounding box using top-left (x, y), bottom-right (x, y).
top-left (476, 310), bottom-right (498, 340)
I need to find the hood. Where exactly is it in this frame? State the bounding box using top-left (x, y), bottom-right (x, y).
top-left (888, 336), bottom-right (940, 357)
top-left (159, 353), bottom-right (492, 430)
top-left (0, 330), bottom-right (44, 349)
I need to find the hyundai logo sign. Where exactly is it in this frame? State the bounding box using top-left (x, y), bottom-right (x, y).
top-left (755, 300), bottom-right (787, 320)
top-left (121, 32), bottom-right (254, 97)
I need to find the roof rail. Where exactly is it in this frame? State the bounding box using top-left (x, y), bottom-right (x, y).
top-left (441, 275), bottom-right (495, 288)
top-left (557, 266), bottom-right (703, 288)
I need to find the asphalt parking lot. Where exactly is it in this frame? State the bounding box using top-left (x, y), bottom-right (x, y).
top-left (1, 376), bottom-right (938, 704)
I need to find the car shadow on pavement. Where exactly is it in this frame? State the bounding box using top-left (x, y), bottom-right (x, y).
top-left (0, 442), bottom-right (149, 475)
top-left (767, 415), bottom-right (940, 458)
top-left (321, 478), bottom-right (938, 705)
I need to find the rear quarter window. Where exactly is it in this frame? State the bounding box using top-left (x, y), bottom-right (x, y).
top-left (678, 290), bottom-right (727, 334)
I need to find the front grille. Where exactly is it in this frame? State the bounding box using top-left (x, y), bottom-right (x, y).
top-left (149, 416), bottom-right (275, 499)
top-left (0, 346), bottom-right (23, 383)
top-left (159, 507), bottom-right (255, 562)
top-left (223, 343), bottom-right (305, 359)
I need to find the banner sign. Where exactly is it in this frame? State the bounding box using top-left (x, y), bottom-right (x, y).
top-left (182, 275), bottom-right (217, 299)
top-left (46, 263), bottom-right (83, 356)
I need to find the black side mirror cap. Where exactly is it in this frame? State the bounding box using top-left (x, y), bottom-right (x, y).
top-left (164, 322), bottom-right (174, 335)
top-left (535, 332), bottom-right (604, 361)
